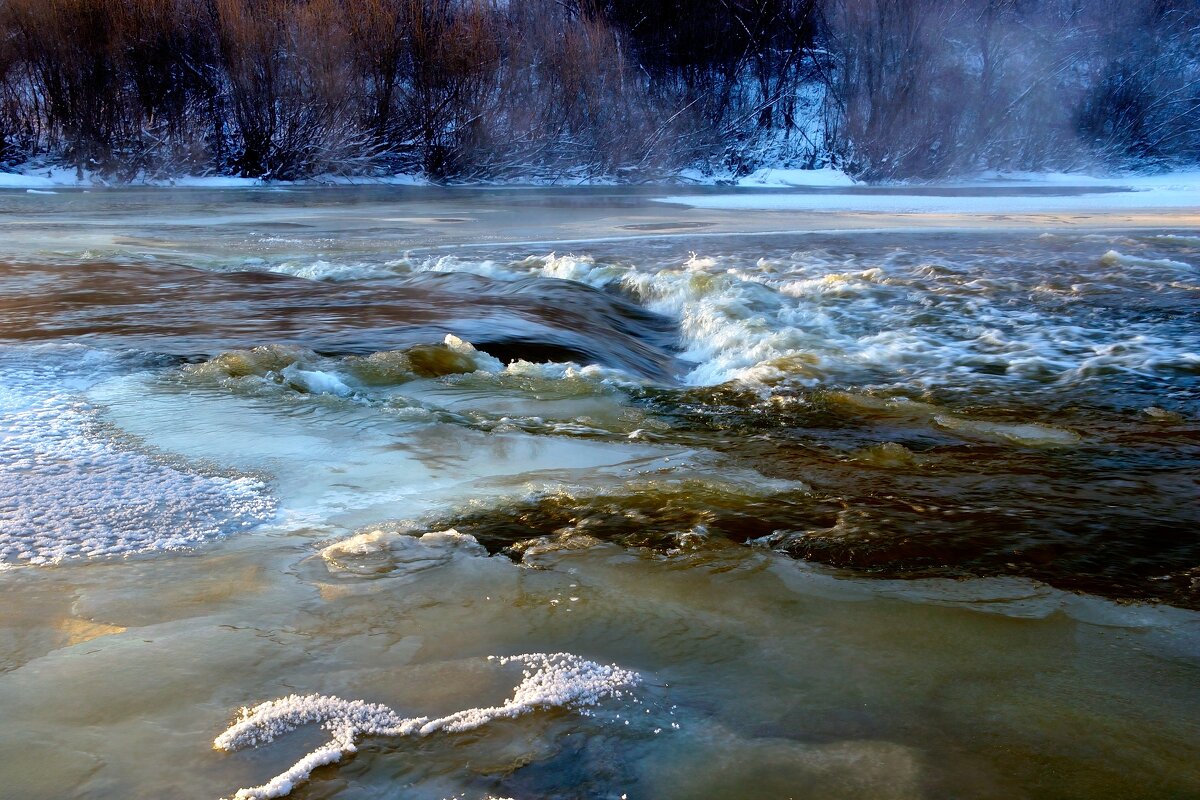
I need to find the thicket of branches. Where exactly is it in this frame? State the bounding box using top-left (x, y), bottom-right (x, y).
top-left (821, 0), bottom-right (1200, 178)
top-left (0, 0), bottom-right (1196, 181)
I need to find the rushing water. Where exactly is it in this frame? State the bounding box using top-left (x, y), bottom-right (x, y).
top-left (0, 186), bottom-right (1197, 800)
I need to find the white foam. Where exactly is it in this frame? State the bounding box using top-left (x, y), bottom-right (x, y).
top-left (256, 259), bottom-right (408, 282)
top-left (214, 653), bottom-right (641, 799)
top-left (0, 345), bottom-right (276, 565)
top-left (381, 248), bottom-right (1199, 392)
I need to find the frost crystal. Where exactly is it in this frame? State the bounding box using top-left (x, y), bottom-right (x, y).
top-left (214, 652), bottom-right (640, 799)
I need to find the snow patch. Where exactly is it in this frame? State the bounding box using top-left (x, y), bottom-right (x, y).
top-left (737, 167), bottom-right (856, 188)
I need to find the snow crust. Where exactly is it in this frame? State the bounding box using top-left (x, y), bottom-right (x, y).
top-left (214, 653), bottom-right (640, 800)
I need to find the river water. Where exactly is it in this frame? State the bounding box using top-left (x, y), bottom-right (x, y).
top-left (0, 186), bottom-right (1197, 799)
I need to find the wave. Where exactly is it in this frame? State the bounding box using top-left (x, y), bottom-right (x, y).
top-left (0, 259), bottom-right (679, 380)
top-left (342, 249), bottom-right (1197, 396)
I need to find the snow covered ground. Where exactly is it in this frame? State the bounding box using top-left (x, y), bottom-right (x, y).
top-left (3, 164), bottom-right (1200, 215)
top-left (0, 166), bottom-right (428, 189)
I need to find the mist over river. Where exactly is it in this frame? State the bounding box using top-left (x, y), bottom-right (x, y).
top-left (0, 185), bottom-right (1197, 800)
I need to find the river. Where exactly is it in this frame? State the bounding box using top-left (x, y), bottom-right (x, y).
top-left (0, 185), bottom-right (1197, 799)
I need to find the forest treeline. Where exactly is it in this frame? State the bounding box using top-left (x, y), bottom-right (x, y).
top-left (0, 0), bottom-right (1197, 181)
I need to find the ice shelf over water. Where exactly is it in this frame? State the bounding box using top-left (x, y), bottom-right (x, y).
top-left (0, 345), bottom-right (275, 565)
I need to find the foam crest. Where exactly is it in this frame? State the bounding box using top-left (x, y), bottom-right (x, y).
top-left (1099, 249), bottom-right (1193, 271)
top-left (214, 653), bottom-right (641, 799)
top-left (254, 259), bottom-right (409, 282)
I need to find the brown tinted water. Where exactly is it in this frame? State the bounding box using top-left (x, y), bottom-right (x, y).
top-left (0, 186), bottom-right (1197, 800)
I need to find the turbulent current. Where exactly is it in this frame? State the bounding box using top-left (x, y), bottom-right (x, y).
top-left (0, 186), bottom-right (1197, 799)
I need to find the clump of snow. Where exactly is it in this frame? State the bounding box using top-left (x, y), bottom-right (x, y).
top-left (214, 653), bottom-right (641, 800)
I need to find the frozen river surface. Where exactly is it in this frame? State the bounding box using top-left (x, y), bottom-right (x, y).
top-left (0, 185), bottom-right (1197, 799)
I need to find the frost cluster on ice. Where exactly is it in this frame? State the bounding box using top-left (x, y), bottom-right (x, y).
top-left (0, 346), bottom-right (276, 565)
top-left (214, 652), bottom-right (641, 800)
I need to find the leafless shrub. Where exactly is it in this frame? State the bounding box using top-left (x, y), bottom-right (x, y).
top-left (215, 0), bottom-right (374, 179)
top-left (1077, 2), bottom-right (1200, 166)
top-left (0, 0), bottom-right (1194, 181)
top-left (4, 0), bottom-right (128, 176)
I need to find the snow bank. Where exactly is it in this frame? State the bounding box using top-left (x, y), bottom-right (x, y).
top-left (6, 161), bottom-right (1199, 195)
top-left (737, 167), bottom-right (856, 188)
top-left (0, 170), bottom-right (57, 188)
top-left (0, 166), bottom-right (425, 189)
top-left (214, 653), bottom-right (641, 800)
